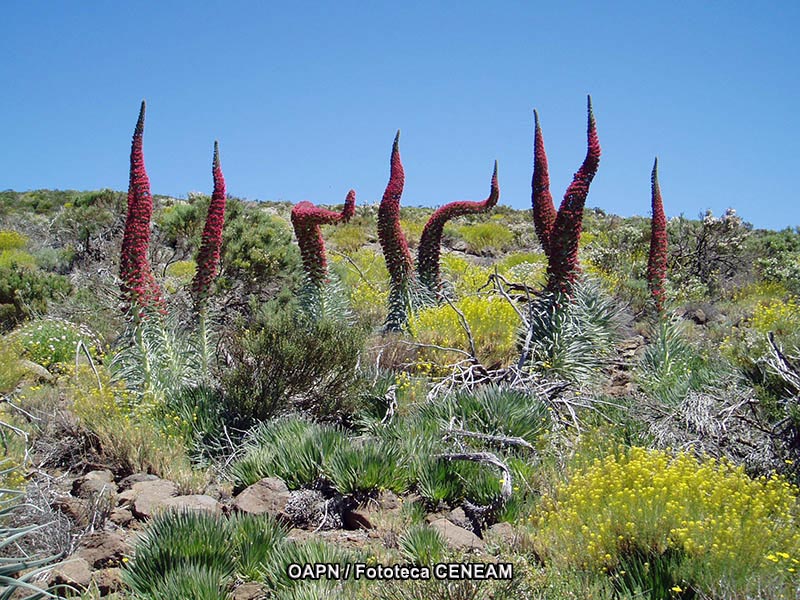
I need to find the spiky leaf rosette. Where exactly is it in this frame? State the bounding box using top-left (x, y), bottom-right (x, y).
top-left (377, 131), bottom-right (415, 330)
top-left (646, 158), bottom-right (668, 313)
top-left (532, 109), bottom-right (557, 257)
top-left (417, 162), bottom-right (500, 293)
top-left (546, 96), bottom-right (601, 295)
top-left (291, 190), bottom-right (356, 285)
top-left (191, 141), bottom-right (227, 307)
top-left (120, 100), bottom-right (164, 315)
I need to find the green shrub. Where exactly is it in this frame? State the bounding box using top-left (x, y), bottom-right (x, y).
top-left (325, 222), bottom-right (369, 253)
top-left (0, 339), bottom-right (25, 394)
top-left (407, 295), bottom-right (521, 367)
top-left (222, 308), bottom-right (368, 425)
top-left (455, 222), bottom-right (515, 253)
top-left (229, 512), bottom-right (288, 581)
top-left (0, 231), bottom-right (28, 251)
top-left (10, 318), bottom-right (100, 369)
top-left (0, 264), bottom-right (72, 330)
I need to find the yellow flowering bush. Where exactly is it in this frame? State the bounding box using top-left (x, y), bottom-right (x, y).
top-left (70, 366), bottom-right (205, 490)
top-left (331, 248), bottom-right (389, 326)
top-left (439, 255), bottom-right (492, 295)
top-left (0, 249), bottom-right (37, 269)
top-left (407, 295), bottom-right (520, 366)
top-left (0, 230), bottom-right (28, 251)
top-left (534, 446), bottom-right (800, 592)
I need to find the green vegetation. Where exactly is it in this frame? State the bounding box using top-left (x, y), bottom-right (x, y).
top-left (2, 187), bottom-right (800, 600)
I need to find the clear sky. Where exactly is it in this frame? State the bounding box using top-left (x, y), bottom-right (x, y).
top-left (2, 1), bottom-right (798, 230)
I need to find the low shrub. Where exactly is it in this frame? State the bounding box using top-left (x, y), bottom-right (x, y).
top-left (534, 446), bottom-right (800, 598)
top-left (399, 524), bottom-right (447, 565)
top-left (10, 317), bottom-right (100, 369)
top-left (455, 222), bottom-right (515, 254)
top-left (221, 307), bottom-right (368, 425)
top-left (407, 295), bottom-right (520, 367)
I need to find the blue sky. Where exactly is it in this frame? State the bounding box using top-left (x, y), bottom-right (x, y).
top-left (2, 1), bottom-right (798, 230)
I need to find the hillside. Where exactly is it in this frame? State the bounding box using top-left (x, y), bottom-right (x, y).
top-left (1, 186), bottom-right (800, 599)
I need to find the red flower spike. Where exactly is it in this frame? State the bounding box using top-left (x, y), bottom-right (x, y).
top-left (546, 96), bottom-right (601, 295)
top-left (120, 100), bottom-right (164, 315)
top-left (377, 131), bottom-right (414, 291)
top-left (532, 109), bottom-right (556, 257)
top-left (291, 190), bottom-right (356, 285)
top-left (417, 161), bottom-right (499, 292)
top-left (646, 158), bottom-right (668, 312)
top-left (191, 141), bottom-right (227, 305)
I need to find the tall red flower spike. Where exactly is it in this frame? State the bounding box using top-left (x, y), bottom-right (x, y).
top-left (646, 158), bottom-right (668, 312)
top-left (417, 161), bottom-right (499, 292)
top-left (546, 96), bottom-right (602, 294)
top-left (191, 141), bottom-right (227, 305)
top-left (120, 100), bottom-right (164, 315)
top-left (291, 190), bottom-right (356, 285)
top-left (377, 131), bottom-right (415, 329)
top-left (532, 109), bottom-right (557, 257)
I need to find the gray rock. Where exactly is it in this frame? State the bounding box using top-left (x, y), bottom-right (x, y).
top-left (161, 494), bottom-right (221, 514)
top-left (130, 479), bottom-right (179, 519)
top-left (118, 473), bottom-right (159, 491)
top-left (232, 478), bottom-right (289, 517)
top-left (91, 567), bottom-right (124, 596)
top-left (232, 581), bottom-right (268, 600)
top-left (429, 518), bottom-right (485, 551)
top-left (76, 531), bottom-right (130, 568)
top-left (48, 557), bottom-right (92, 591)
top-left (486, 521), bottom-right (516, 546)
top-left (447, 507), bottom-right (471, 530)
top-left (109, 507), bottom-right (134, 527)
top-left (72, 470), bottom-right (117, 507)
top-left (51, 496), bottom-right (90, 528)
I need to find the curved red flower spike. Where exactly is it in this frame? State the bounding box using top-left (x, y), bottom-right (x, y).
top-left (377, 130), bottom-right (414, 289)
top-left (291, 190), bottom-right (356, 284)
top-left (532, 109), bottom-right (556, 257)
top-left (120, 100), bottom-right (164, 315)
top-left (646, 158), bottom-right (668, 312)
top-left (546, 96), bottom-right (602, 294)
top-left (191, 141), bottom-right (227, 305)
top-left (417, 162), bottom-right (499, 292)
